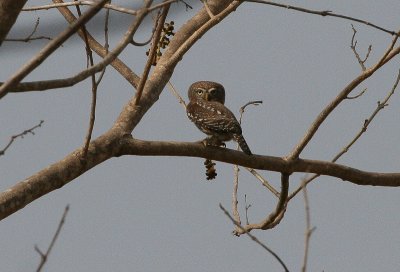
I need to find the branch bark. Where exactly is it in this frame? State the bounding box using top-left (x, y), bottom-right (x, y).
top-left (0, 0), bottom-right (110, 99)
top-left (288, 36), bottom-right (400, 160)
top-left (0, 0), bottom-right (28, 45)
top-left (0, 0), bottom-right (241, 221)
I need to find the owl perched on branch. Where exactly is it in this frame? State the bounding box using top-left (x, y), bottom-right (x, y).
top-left (186, 81), bottom-right (252, 155)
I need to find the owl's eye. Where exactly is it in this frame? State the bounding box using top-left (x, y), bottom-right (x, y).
top-left (209, 88), bottom-right (217, 95)
top-left (196, 89), bottom-right (204, 95)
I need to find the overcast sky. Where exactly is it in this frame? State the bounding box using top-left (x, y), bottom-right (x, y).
top-left (1, 1), bottom-right (400, 271)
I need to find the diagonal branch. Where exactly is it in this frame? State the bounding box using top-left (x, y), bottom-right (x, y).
top-left (288, 69), bottom-right (400, 201)
top-left (134, 3), bottom-right (171, 104)
top-left (0, 120), bottom-right (44, 156)
top-left (0, 0), bottom-right (242, 221)
top-left (288, 32), bottom-right (400, 160)
top-left (35, 205), bottom-right (70, 272)
top-left (0, 0), bottom-right (109, 99)
top-left (219, 204), bottom-right (289, 272)
top-left (1, 0), bottom-right (151, 95)
top-left (246, 0), bottom-right (398, 36)
top-left (112, 0), bottom-right (241, 134)
top-left (52, 0), bottom-right (140, 88)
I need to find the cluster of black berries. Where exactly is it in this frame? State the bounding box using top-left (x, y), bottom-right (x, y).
top-left (146, 21), bottom-right (175, 65)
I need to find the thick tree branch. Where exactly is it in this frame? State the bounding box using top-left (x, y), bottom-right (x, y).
top-left (0, 0), bottom-right (28, 45)
top-left (112, 0), bottom-right (240, 134)
top-left (53, 0), bottom-right (140, 88)
top-left (0, 0), bottom-right (243, 221)
top-left (0, 0), bottom-right (147, 94)
top-left (0, 0), bottom-right (109, 99)
top-left (1, 136), bottom-right (400, 222)
top-left (0, 131), bottom-right (121, 221)
top-left (119, 138), bottom-right (400, 186)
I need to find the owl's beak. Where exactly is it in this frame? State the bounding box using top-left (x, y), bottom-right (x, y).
top-left (204, 92), bottom-right (209, 101)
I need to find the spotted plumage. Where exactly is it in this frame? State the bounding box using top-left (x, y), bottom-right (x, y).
top-left (186, 81), bottom-right (252, 155)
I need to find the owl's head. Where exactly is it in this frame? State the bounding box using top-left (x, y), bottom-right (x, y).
top-left (188, 81), bottom-right (225, 104)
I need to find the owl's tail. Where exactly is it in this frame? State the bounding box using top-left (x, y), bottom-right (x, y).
top-left (234, 134), bottom-right (252, 155)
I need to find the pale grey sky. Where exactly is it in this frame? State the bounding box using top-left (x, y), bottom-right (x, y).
top-left (1, 1), bottom-right (400, 271)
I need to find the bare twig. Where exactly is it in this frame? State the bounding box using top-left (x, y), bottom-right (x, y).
top-left (134, 3), bottom-right (171, 104)
top-left (232, 99), bottom-right (264, 232)
top-left (168, 1), bottom-right (243, 65)
top-left (24, 1), bottom-right (138, 15)
top-left (238, 100), bottom-right (279, 195)
top-left (244, 194), bottom-right (251, 225)
top-left (232, 164), bottom-right (241, 233)
top-left (52, 0), bottom-right (139, 88)
top-left (245, 167), bottom-right (279, 197)
top-left (5, 17), bottom-right (52, 42)
top-left (167, 81), bottom-right (187, 108)
top-left (219, 203), bottom-right (289, 272)
top-left (246, 0), bottom-right (398, 36)
top-left (346, 88), bottom-right (367, 99)
top-left (35, 205), bottom-right (70, 272)
top-left (289, 69), bottom-right (400, 200)
top-left (234, 173), bottom-right (289, 235)
top-left (333, 69), bottom-right (400, 162)
top-left (1, 0), bottom-right (150, 95)
top-left (23, 0), bottom-right (190, 15)
top-left (301, 179), bottom-right (315, 272)
top-left (350, 25), bottom-right (372, 71)
top-left (74, 1), bottom-right (99, 159)
top-left (201, 0), bottom-right (215, 19)
top-left (0, 0), bottom-right (109, 99)
top-left (239, 100), bottom-right (263, 119)
top-left (0, 120), bottom-right (44, 156)
top-left (287, 31), bottom-right (400, 160)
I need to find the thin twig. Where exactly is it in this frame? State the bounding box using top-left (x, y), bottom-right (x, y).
top-left (131, 7), bottom-right (160, 47)
top-left (219, 204), bottom-right (290, 272)
top-left (0, 0), bottom-right (109, 99)
top-left (167, 81), bottom-right (187, 108)
top-left (2, 0), bottom-right (150, 95)
top-left (301, 179), bottom-right (315, 272)
top-left (35, 205), bottom-right (70, 272)
top-left (289, 69), bottom-right (400, 200)
top-left (52, 0), bottom-right (139, 88)
top-left (346, 88), bottom-right (367, 99)
top-left (232, 99), bottom-right (264, 232)
top-left (244, 194), bottom-right (251, 225)
top-left (245, 167), bottom-right (279, 197)
top-left (134, 3), bottom-right (171, 104)
top-left (0, 120), bottom-right (44, 156)
top-left (232, 164), bottom-right (241, 233)
top-left (5, 18), bottom-right (52, 42)
top-left (238, 100), bottom-right (279, 196)
top-left (23, 0), bottom-right (189, 15)
top-left (350, 24), bottom-right (372, 71)
top-left (234, 173), bottom-right (289, 235)
top-left (246, 0), bottom-right (398, 36)
top-left (74, 1), bottom-right (99, 159)
top-left (201, 0), bottom-right (215, 19)
top-left (287, 30), bottom-right (400, 160)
